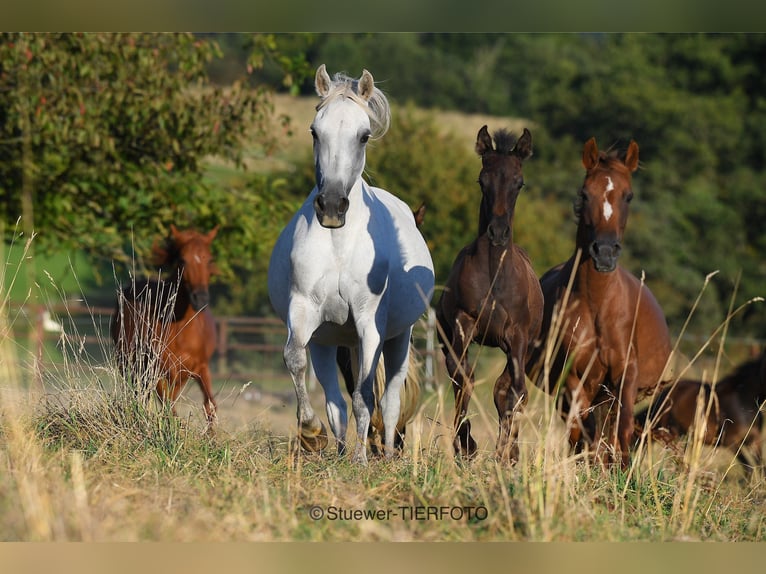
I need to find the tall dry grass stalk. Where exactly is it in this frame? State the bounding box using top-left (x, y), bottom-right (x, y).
top-left (1, 228), bottom-right (58, 540)
top-left (1, 226), bottom-right (764, 540)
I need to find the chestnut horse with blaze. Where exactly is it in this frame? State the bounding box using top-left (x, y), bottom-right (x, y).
top-left (526, 138), bottom-right (671, 468)
top-left (111, 225), bottom-right (219, 427)
top-left (437, 126), bottom-right (543, 462)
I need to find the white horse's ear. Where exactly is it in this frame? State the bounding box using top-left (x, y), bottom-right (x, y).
top-left (315, 64), bottom-right (331, 97)
top-left (358, 69), bottom-right (374, 102)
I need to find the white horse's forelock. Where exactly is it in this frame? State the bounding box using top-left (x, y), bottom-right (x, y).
top-left (316, 72), bottom-right (391, 140)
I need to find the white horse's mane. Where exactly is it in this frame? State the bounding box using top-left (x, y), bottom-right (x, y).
top-left (316, 72), bottom-right (391, 140)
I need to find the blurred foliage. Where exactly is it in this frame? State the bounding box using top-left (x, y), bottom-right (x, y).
top-left (0, 32), bottom-right (293, 286)
top-left (1, 32), bottom-right (765, 340)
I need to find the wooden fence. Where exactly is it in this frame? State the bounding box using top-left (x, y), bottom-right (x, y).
top-left (10, 303), bottom-right (764, 390)
top-left (13, 303), bottom-right (440, 389)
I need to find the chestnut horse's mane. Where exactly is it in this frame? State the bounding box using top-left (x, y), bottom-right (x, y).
top-left (150, 235), bottom-right (180, 270)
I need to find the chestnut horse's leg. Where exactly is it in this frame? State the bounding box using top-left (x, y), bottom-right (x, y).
top-left (616, 372), bottom-right (639, 470)
top-left (562, 373), bottom-right (598, 454)
top-left (194, 363), bottom-right (218, 429)
top-left (446, 310), bottom-right (478, 458)
top-left (155, 370), bottom-right (184, 417)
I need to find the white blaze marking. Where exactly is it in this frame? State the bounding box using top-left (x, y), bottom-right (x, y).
top-left (603, 176), bottom-right (614, 221)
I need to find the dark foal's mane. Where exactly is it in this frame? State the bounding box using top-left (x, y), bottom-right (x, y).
top-left (489, 129), bottom-right (519, 155)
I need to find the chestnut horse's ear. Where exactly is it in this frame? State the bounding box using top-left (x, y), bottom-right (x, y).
top-left (582, 137), bottom-right (599, 170)
top-left (206, 225), bottom-right (219, 242)
top-left (358, 69), bottom-right (375, 102)
top-left (315, 64), bottom-right (332, 97)
top-left (513, 127), bottom-right (533, 160)
top-left (624, 140), bottom-right (639, 172)
top-left (475, 125), bottom-right (493, 156)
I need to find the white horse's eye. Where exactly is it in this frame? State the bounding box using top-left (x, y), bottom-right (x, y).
top-left (360, 133), bottom-right (370, 144)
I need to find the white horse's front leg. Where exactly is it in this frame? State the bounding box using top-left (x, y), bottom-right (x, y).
top-left (284, 300), bottom-right (327, 452)
top-left (352, 327), bottom-right (383, 466)
top-left (309, 342), bottom-right (348, 455)
top-left (381, 329), bottom-right (411, 458)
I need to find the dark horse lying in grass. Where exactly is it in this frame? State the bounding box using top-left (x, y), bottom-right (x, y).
top-left (634, 352), bottom-right (765, 469)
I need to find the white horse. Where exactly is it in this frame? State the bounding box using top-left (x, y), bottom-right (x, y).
top-left (268, 65), bottom-right (435, 464)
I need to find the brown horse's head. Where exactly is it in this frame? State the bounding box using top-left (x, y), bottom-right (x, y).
top-left (154, 225), bottom-right (219, 312)
top-left (575, 137), bottom-right (639, 272)
top-left (475, 126), bottom-right (533, 246)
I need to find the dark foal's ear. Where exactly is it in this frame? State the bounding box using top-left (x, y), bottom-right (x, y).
top-left (513, 127), bottom-right (533, 160)
top-left (582, 137), bottom-right (599, 171)
top-left (475, 125), bottom-right (493, 156)
top-left (624, 140), bottom-right (639, 172)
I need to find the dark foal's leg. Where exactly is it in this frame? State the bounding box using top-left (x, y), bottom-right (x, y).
top-left (446, 311), bottom-right (478, 457)
top-left (494, 344), bottom-right (528, 463)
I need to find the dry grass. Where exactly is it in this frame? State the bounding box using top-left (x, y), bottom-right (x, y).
top-left (2, 272), bottom-right (765, 541)
top-left (2, 160), bottom-right (765, 544)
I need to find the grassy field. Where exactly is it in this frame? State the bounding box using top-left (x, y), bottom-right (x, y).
top-left (2, 277), bottom-right (765, 542)
top-left (2, 96), bottom-right (765, 544)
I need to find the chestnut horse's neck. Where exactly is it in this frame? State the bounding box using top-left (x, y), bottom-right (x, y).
top-left (570, 246), bottom-right (621, 300)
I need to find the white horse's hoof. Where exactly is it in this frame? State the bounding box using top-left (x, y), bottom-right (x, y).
top-left (299, 417), bottom-right (328, 452)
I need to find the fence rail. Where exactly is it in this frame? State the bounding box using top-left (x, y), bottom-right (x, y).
top-left (11, 303), bottom-right (440, 388)
top-left (9, 303), bottom-right (764, 389)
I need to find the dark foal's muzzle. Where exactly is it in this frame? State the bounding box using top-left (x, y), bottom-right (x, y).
top-left (313, 191), bottom-right (349, 229)
top-left (589, 239), bottom-right (622, 273)
top-left (487, 217), bottom-right (511, 247)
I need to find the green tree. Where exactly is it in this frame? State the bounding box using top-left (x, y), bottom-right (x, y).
top-left (0, 33), bottom-right (281, 280)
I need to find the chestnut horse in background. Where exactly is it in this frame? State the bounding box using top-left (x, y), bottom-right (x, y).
top-left (635, 352), bottom-right (765, 469)
top-left (526, 137), bottom-right (671, 469)
top-left (436, 126), bottom-right (543, 462)
top-left (111, 225), bottom-right (219, 427)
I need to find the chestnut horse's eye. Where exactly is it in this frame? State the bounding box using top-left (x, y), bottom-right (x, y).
top-left (626, 191), bottom-right (634, 203)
